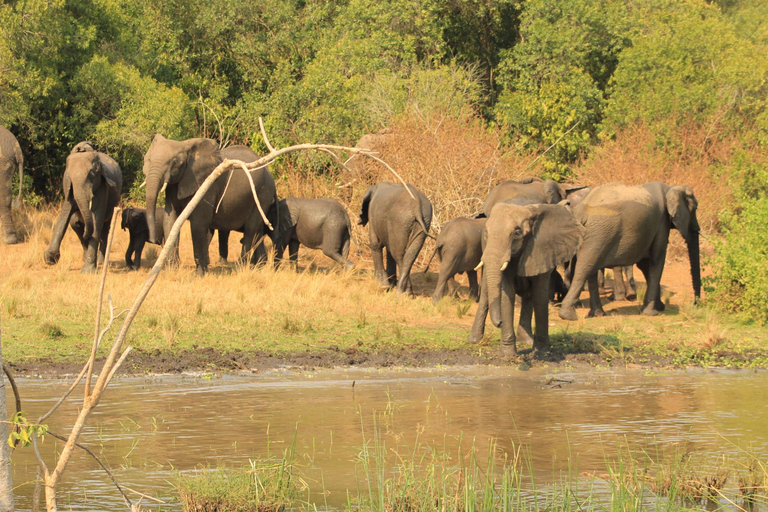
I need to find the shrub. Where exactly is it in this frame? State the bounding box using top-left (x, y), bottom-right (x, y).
top-left (706, 153), bottom-right (768, 324)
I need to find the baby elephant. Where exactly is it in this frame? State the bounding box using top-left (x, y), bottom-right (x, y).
top-left (275, 197), bottom-right (354, 269)
top-left (121, 207), bottom-right (165, 270)
top-left (431, 217), bottom-right (485, 304)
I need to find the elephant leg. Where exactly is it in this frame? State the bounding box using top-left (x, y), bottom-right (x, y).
top-left (611, 266), bottom-right (628, 301)
top-left (636, 259), bottom-right (651, 310)
top-left (624, 266), bottom-right (637, 300)
top-left (468, 272), bottom-right (489, 344)
top-left (396, 232), bottom-right (426, 295)
top-left (0, 161), bottom-right (18, 244)
top-left (532, 275), bottom-right (552, 352)
top-left (597, 268), bottom-right (606, 295)
top-left (189, 221), bottom-right (211, 275)
top-left (586, 272), bottom-right (606, 317)
top-left (218, 230), bottom-right (229, 264)
top-left (289, 239), bottom-right (300, 271)
top-left (45, 201), bottom-right (76, 265)
top-left (322, 228), bottom-right (354, 269)
top-left (432, 264), bottom-right (455, 304)
top-left (642, 259), bottom-right (666, 316)
top-left (500, 272), bottom-right (517, 354)
top-left (134, 239), bottom-right (146, 270)
top-left (516, 295), bottom-right (534, 348)
top-left (559, 257), bottom-right (595, 321)
top-left (125, 234), bottom-right (135, 270)
top-left (370, 232), bottom-right (390, 288)
top-left (96, 209), bottom-right (114, 267)
top-left (385, 249), bottom-right (397, 288)
top-left (70, 214), bottom-right (88, 257)
top-left (82, 208), bottom-right (106, 273)
top-left (467, 270), bottom-right (479, 303)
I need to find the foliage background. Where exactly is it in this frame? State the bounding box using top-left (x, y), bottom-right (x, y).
top-left (1, 0), bottom-right (766, 320)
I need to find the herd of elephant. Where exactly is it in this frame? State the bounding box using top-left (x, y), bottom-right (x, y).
top-left (0, 126), bottom-right (701, 355)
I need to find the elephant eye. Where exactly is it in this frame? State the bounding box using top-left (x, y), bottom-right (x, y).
top-left (513, 227), bottom-right (523, 238)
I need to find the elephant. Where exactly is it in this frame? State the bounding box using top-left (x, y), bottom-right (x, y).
top-left (549, 269), bottom-right (568, 303)
top-left (359, 182), bottom-right (433, 294)
top-left (558, 181), bottom-right (701, 321)
top-left (121, 207), bottom-right (166, 270)
top-left (430, 217), bottom-right (485, 304)
top-left (274, 197), bottom-right (354, 269)
top-left (44, 142), bottom-right (122, 273)
top-left (483, 177), bottom-right (589, 217)
top-left (0, 126), bottom-right (24, 244)
top-left (142, 136), bottom-right (278, 274)
top-left (122, 207), bottom-right (230, 270)
top-left (468, 202), bottom-right (584, 354)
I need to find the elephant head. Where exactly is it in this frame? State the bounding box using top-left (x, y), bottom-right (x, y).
top-left (666, 185), bottom-right (701, 300)
top-left (64, 149), bottom-right (119, 241)
top-left (142, 134), bottom-right (221, 243)
top-left (480, 203), bottom-right (584, 327)
top-left (274, 198), bottom-right (299, 252)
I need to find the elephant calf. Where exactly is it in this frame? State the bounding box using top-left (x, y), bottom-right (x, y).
top-left (431, 217), bottom-right (485, 304)
top-left (121, 207), bottom-right (166, 270)
top-left (275, 197), bottom-right (354, 269)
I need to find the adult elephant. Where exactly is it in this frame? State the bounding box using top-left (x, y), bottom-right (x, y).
top-left (559, 181), bottom-right (701, 320)
top-left (483, 177), bottom-right (576, 217)
top-left (142, 136), bottom-right (277, 274)
top-left (44, 142), bottom-right (122, 273)
top-left (359, 182), bottom-right (432, 294)
top-left (0, 126), bottom-right (24, 244)
top-left (468, 203), bottom-right (584, 354)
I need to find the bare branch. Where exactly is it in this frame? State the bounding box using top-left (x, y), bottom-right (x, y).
top-left (104, 347), bottom-right (132, 388)
top-left (229, 160), bottom-right (273, 230)
top-left (258, 117), bottom-right (275, 153)
top-left (3, 364), bottom-right (20, 415)
top-left (46, 431), bottom-right (132, 510)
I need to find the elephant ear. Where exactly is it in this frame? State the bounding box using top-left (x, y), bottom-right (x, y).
top-left (543, 179), bottom-right (565, 204)
top-left (97, 153), bottom-right (121, 190)
top-left (358, 184), bottom-right (377, 226)
top-left (178, 138), bottom-right (221, 200)
top-left (121, 208), bottom-right (130, 230)
top-left (517, 204), bottom-right (585, 277)
top-left (666, 186), bottom-right (699, 237)
top-left (275, 199), bottom-right (293, 242)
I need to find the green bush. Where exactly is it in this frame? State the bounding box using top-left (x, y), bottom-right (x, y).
top-left (707, 154), bottom-right (768, 324)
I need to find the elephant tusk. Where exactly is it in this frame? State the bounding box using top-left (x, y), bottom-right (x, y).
top-left (159, 182), bottom-right (168, 195)
top-left (89, 199), bottom-right (92, 210)
top-left (500, 261), bottom-right (508, 271)
top-left (474, 261), bottom-right (484, 271)
top-left (139, 180), bottom-right (146, 189)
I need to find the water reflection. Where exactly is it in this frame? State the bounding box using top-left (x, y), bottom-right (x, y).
top-left (13, 367), bottom-right (768, 510)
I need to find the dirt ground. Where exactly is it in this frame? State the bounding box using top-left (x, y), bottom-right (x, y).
top-left (6, 246), bottom-right (709, 378)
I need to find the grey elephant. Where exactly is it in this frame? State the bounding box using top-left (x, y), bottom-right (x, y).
top-left (0, 126), bottom-right (24, 244)
top-left (359, 182), bottom-right (433, 294)
top-left (559, 181), bottom-right (701, 320)
top-left (121, 207), bottom-right (166, 270)
top-left (142, 136), bottom-right (278, 274)
top-left (468, 203), bottom-right (584, 354)
top-left (483, 177), bottom-right (588, 217)
top-left (275, 197), bottom-right (354, 269)
top-left (431, 217), bottom-right (485, 304)
top-left (44, 142), bottom-right (122, 273)
top-left (563, 186), bottom-right (636, 301)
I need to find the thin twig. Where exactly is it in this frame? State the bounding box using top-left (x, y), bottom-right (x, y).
top-left (104, 347), bottom-right (132, 388)
top-left (86, 208), bottom-right (120, 400)
top-left (522, 120), bottom-right (582, 173)
top-left (230, 160), bottom-right (273, 230)
top-left (46, 431), bottom-right (132, 510)
top-left (2, 364), bottom-right (20, 415)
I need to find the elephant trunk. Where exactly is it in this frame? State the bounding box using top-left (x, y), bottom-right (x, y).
top-left (484, 241), bottom-right (512, 328)
top-left (73, 185), bottom-right (94, 241)
top-left (486, 267), bottom-right (504, 328)
top-left (687, 229), bottom-right (701, 302)
top-left (144, 170), bottom-right (167, 244)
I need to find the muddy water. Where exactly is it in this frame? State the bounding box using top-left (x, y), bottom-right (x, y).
top-left (12, 367), bottom-right (768, 510)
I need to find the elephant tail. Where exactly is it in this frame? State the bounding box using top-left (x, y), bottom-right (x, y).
top-left (13, 139), bottom-right (23, 206)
